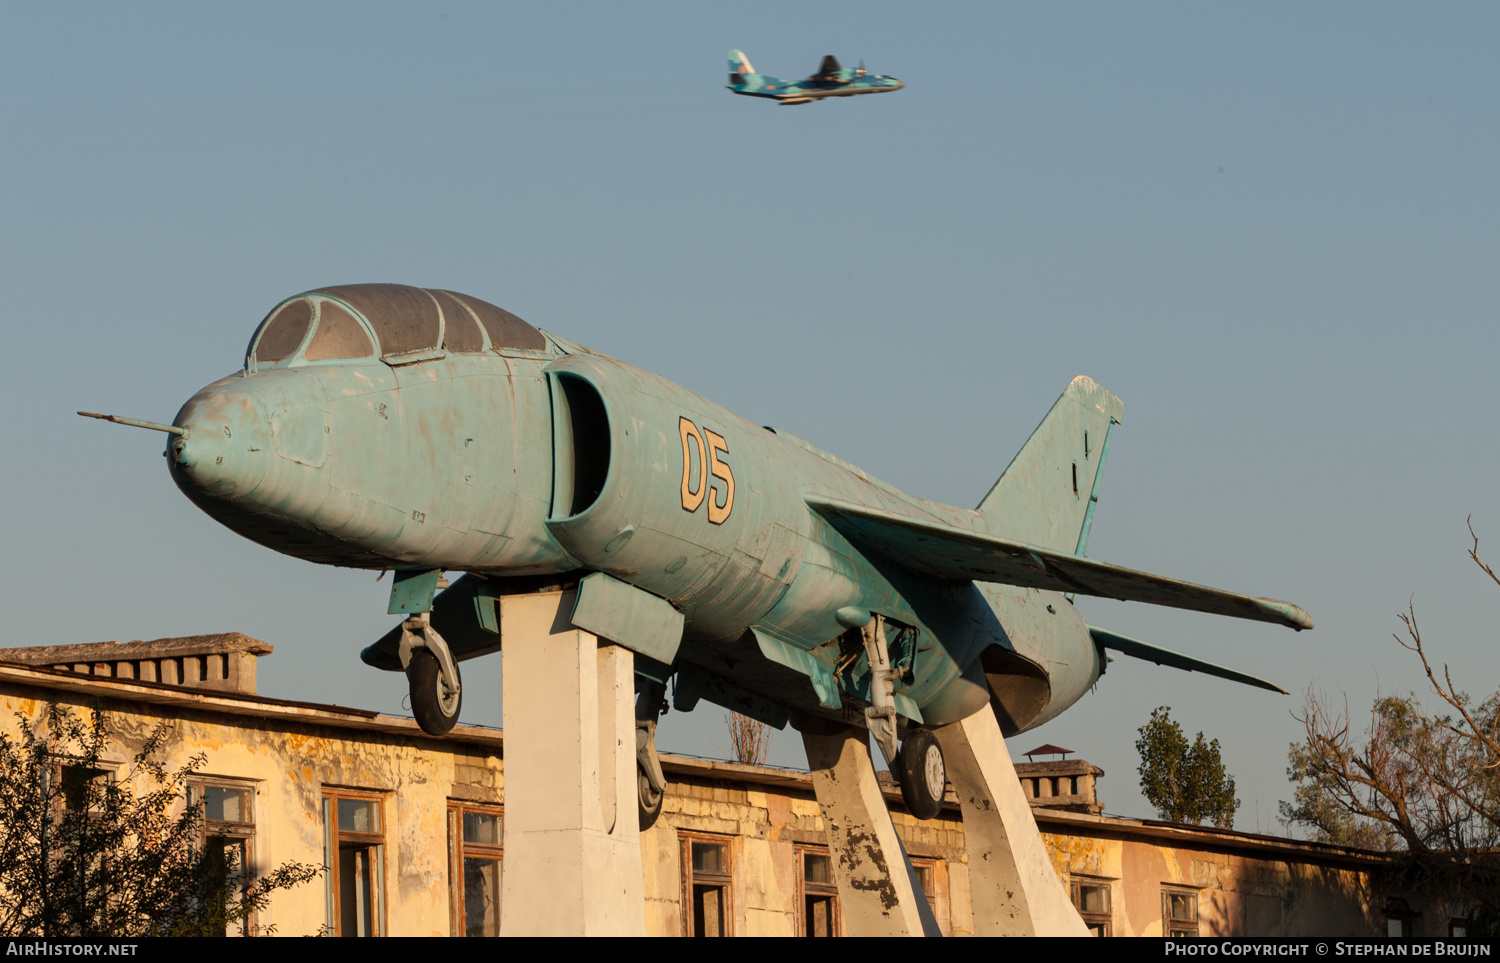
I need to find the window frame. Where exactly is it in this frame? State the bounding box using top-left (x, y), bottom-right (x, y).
top-left (448, 801), bottom-right (503, 937)
top-left (1386, 913), bottom-right (1417, 937)
top-left (1162, 885), bottom-right (1200, 937)
top-left (1070, 875), bottom-right (1114, 937)
top-left (53, 760), bottom-right (114, 817)
top-left (322, 788), bottom-right (387, 937)
top-left (908, 856), bottom-right (949, 933)
top-left (189, 778), bottom-right (258, 937)
top-left (247, 296), bottom-right (380, 372)
top-left (679, 832), bottom-right (735, 937)
top-left (1383, 896), bottom-right (1418, 938)
top-left (796, 845), bottom-right (841, 938)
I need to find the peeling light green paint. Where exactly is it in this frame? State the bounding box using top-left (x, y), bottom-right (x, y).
top-left (388, 568), bottom-right (441, 615)
top-left (571, 572), bottom-right (684, 665)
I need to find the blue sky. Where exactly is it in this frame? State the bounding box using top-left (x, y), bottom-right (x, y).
top-left (4, 2), bottom-right (1498, 830)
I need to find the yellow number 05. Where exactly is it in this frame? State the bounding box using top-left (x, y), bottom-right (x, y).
top-left (679, 417), bottom-right (735, 525)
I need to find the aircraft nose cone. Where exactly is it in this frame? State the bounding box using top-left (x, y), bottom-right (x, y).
top-left (169, 382), bottom-right (271, 499)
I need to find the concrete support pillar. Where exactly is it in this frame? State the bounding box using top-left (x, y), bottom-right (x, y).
top-left (801, 724), bottom-right (943, 937)
top-left (934, 706), bottom-right (1089, 936)
top-left (499, 589), bottom-right (646, 936)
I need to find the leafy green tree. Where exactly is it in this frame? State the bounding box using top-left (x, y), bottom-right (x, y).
top-left (1135, 706), bottom-right (1240, 828)
top-left (0, 703), bottom-right (320, 936)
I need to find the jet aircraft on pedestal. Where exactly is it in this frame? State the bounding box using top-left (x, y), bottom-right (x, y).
top-left (82, 284), bottom-right (1310, 825)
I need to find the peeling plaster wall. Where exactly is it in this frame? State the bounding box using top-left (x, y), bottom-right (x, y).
top-left (0, 682), bottom-right (501, 937)
top-left (0, 672), bottom-right (1467, 938)
top-left (1039, 826), bottom-right (1468, 938)
top-left (643, 771), bottom-right (968, 936)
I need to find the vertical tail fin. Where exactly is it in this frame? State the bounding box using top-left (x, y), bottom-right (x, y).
top-left (728, 49), bottom-right (756, 83)
top-left (977, 376), bottom-right (1123, 555)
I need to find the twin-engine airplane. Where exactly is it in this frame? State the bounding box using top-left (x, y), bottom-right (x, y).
top-left (83, 284), bottom-right (1311, 824)
top-left (726, 50), bottom-right (904, 105)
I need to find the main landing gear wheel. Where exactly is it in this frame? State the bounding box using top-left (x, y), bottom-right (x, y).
top-left (638, 767), bottom-right (664, 830)
top-left (897, 729), bottom-right (946, 820)
top-left (636, 717), bottom-right (667, 830)
top-left (408, 649), bottom-right (462, 736)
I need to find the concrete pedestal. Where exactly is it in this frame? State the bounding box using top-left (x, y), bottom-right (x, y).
top-left (498, 589), bottom-right (646, 936)
top-left (802, 724), bottom-right (943, 937)
top-left (935, 706), bottom-right (1089, 936)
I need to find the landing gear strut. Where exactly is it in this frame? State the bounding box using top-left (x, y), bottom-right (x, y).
top-left (860, 615), bottom-right (900, 767)
top-left (859, 613), bottom-right (947, 819)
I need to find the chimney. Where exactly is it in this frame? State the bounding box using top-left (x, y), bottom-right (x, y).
top-left (0, 633), bottom-right (273, 695)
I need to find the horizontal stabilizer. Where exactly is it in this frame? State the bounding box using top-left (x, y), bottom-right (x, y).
top-left (1089, 625), bottom-right (1287, 694)
top-left (804, 495), bottom-right (1313, 631)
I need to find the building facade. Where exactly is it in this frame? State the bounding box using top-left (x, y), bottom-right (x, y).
top-left (0, 636), bottom-right (1470, 937)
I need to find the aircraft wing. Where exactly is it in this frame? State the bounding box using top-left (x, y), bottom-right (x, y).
top-left (804, 495), bottom-right (1313, 631)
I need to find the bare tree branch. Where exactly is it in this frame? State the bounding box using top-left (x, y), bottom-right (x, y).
top-left (1281, 523), bottom-right (1500, 920)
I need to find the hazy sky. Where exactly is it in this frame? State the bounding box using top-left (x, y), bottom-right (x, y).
top-left (4, 3), bottom-right (1498, 831)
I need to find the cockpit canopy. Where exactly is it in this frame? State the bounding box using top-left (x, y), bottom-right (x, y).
top-left (248, 284), bottom-right (546, 367)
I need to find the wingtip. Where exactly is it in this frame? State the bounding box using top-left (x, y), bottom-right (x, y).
top-left (1255, 598), bottom-right (1315, 631)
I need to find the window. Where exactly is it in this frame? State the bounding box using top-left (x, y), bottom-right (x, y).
top-left (252, 299), bottom-right (314, 363)
top-left (323, 790), bottom-right (386, 937)
top-left (448, 803), bottom-right (502, 937)
top-left (57, 763), bottom-right (111, 815)
top-left (909, 857), bottom-right (949, 933)
top-left (681, 834), bottom-right (733, 937)
top-left (798, 847), bottom-right (840, 937)
top-left (192, 780), bottom-right (256, 937)
top-left (313, 285), bottom-right (441, 359)
top-left (432, 291), bottom-right (486, 353)
top-left (1071, 877), bottom-right (1113, 937)
top-left (304, 301), bottom-right (374, 361)
top-left (1163, 887), bottom-right (1199, 937)
top-left (436, 289), bottom-right (547, 352)
top-left (1384, 897), bottom-right (1417, 937)
top-left (1449, 919), bottom-right (1469, 938)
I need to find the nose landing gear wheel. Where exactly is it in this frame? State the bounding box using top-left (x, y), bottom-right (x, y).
top-left (897, 728), bottom-right (946, 820)
top-left (408, 649), bottom-right (462, 735)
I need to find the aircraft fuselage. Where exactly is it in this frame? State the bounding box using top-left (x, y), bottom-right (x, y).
top-left (169, 319), bottom-right (1096, 733)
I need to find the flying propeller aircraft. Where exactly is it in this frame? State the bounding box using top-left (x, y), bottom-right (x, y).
top-left (726, 50), bottom-right (904, 105)
top-left (82, 284), bottom-right (1311, 824)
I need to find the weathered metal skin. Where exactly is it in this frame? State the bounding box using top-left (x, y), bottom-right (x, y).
top-left (533, 353), bottom-right (1022, 724)
top-left (159, 285), bottom-right (1309, 737)
top-left (171, 354), bottom-right (575, 573)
